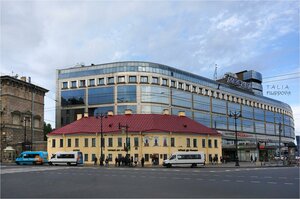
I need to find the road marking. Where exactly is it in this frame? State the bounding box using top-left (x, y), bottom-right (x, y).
top-left (250, 181), bottom-right (260, 183)
top-left (183, 178), bottom-right (191, 180)
top-left (236, 180), bottom-right (244, 182)
top-left (209, 171), bottom-right (215, 173)
top-left (222, 180), bottom-right (230, 182)
top-left (267, 182), bottom-right (277, 184)
top-left (225, 170), bottom-right (231, 172)
top-left (279, 177), bottom-right (287, 179)
top-left (284, 183), bottom-right (293, 185)
top-left (250, 176), bottom-right (258, 178)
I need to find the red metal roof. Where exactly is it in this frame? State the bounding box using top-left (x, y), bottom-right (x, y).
top-left (49, 114), bottom-right (220, 136)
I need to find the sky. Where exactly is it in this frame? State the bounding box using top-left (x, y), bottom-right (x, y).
top-left (1, 0), bottom-right (299, 136)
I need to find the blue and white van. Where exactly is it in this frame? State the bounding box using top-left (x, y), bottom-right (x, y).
top-left (15, 151), bottom-right (48, 165)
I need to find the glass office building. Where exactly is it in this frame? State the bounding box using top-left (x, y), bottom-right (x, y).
top-left (56, 61), bottom-right (295, 161)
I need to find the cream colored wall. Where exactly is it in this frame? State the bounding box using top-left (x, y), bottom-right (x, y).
top-left (47, 132), bottom-right (222, 165)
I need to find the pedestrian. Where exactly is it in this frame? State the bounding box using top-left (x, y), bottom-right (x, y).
top-left (118, 157), bottom-right (121, 167)
top-left (130, 156), bottom-right (134, 167)
top-left (220, 156), bottom-right (223, 164)
top-left (134, 157), bottom-right (138, 167)
top-left (141, 157), bottom-right (145, 167)
top-left (94, 157), bottom-right (98, 166)
top-left (105, 157), bottom-right (109, 167)
top-left (115, 157), bottom-right (118, 167)
top-left (209, 156), bottom-right (213, 165)
top-left (250, 155), bottom-right (253, 163)
top-left (254, 156), bottom-right (257, 162)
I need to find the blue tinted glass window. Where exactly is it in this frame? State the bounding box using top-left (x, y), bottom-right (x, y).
top-left (212, 115), bottom-right (227, 129)
top-left (88, 87), bottom-right (114, 105)
top-left (254, 108), bottom-right (264, 121)
top-left (91, 106), bottom-right (114, 116)
top-left (194, 112), bottom-right (211, 127)
top-left (117, 105), bottom-right (137, 114)
top-left (266, 123), bottom-right (275, 135)
top-left (265, 111), bottom-right (274, 123)
top-left (141, 85), bottom-right (169, 104)
top-left (242, 119), bottom-right (254, 133)
top-left (140, 76), bottom-right (148, 83)
top-left (141, 105), bottom-right (167, 114)
top-left (71, 81), bottom-right (77, 88)
top-left (254, 121), bottom-right (265, 134)
top-left (228, 102), bottom-right (240, 113)
top-left (107, 77), bottom-right (114, 84)
top-left (117, 85), bottom-right (136, 103)
top-left (98, 78), bottom-right (104, 85)
top-left (193, 94), bottom-right (210, 111)
top-left (129, 76), bottom-right (136, 83)
top-left (61, 90), bottom-right (85, 106)
top-left (172, 89), bottom-right (192, 108)
top-left (212, 98), bottom-right (226, 114)
top-left (171, 109), bottom-right (192, 119)
top-left (228, 117), bottom-right (241, 131)
top-left (242, 105), bottom-right (253, 119)
top-left (89, 79), bottom-right (95, 86)
top-left (62, 82), bottom-right (68, 89)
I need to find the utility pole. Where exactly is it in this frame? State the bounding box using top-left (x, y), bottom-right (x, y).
top-left (229, 111), bottom-right (242, 166)
top-left (279, 122), bottom-right (282, 159)
top-left (96, 112), bottom-right (107, 166)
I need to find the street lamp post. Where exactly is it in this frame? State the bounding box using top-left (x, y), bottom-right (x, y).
top-left (96, 113), bottom-right (107, 166)
top-left (229, 111), bottom-right (241, 167)
top-left (119, 123), bottom-right (129, 159)
top-left (22, 117), bottom-right (31, 151)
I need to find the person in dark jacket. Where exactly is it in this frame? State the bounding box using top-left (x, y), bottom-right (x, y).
top-left (141, 157), bottom-right (145, 167)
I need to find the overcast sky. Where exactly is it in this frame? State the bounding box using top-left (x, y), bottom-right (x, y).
top-left (1, 0), bottom-right (299, 135)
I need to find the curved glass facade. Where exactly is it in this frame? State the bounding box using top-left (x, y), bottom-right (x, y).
top-left (56, 61), bottom-right (295, 159)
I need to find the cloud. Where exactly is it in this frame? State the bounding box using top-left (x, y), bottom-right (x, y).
top-left (1, 1), bottom-right (299, 127)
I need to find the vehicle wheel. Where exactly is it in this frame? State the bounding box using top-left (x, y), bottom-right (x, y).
top-left (33, 162), bottom-right (36, 165)
top-left (191, 163), bottom-right (197, 168)
top-left (67, 162), bottom-right (71, 166)
top-left (16, 162), bottom-right (20, 165)
top-left (167, 164), bottom-right (172, 168)
top-left (49, 162), bottom-right (53, 166)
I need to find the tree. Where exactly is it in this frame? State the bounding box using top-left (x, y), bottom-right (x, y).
top-left (44, 122), bottom-right (53, 141)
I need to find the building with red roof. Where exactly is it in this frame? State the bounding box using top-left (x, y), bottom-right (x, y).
top-left (48, 111), bottom-right (222, 165)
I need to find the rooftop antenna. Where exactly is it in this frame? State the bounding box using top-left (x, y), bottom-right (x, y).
top-left (213, 64), bottom-right (218, 80)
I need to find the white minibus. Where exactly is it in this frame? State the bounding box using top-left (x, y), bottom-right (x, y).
top-left (49, 151), bottom-right (83, 166)
top-left (163, 152), bottom-right (205, 168)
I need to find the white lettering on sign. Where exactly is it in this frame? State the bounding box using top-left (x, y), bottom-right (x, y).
top-left (227, 76), bottom-right (252, 90)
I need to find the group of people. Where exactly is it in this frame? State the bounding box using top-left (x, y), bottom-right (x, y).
top-left (94, 156), bottom-right (145, 167)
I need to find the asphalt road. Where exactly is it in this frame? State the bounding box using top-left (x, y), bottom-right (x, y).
top-left (1, 165), bottom-right (299, 198)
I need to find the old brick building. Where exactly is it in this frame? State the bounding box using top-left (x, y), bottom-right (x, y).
top-left (0, 75), bottom-right (48, 162)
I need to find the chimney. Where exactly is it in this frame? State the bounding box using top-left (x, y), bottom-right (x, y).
top-left (163, 109), bottom-right (170, 115)
top-left (107, 111), bottom-right (114, 116)
top-left (83, 113), bottom-right (88, 118)
top-left (76, 114), bottom-right (82, 120)
top-left (178, 111), bottom-right (185, 117)
top-left (20, 76), bottom-right (26, 82)
top-left (125, 109), bottom-right (132, 115)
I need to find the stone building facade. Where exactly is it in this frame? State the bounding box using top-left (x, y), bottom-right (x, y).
top-left (0, 75), bottom-right (48, 162)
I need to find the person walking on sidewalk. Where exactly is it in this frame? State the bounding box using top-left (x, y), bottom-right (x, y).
top-left (94, 157), bottom-right (98, 166)
top-left (141, 157), bottom-right (145, 167)
top-left (250, 155), bottom-right (253, 163)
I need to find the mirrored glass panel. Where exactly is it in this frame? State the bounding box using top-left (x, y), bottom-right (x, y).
top-left (117, 85), bottom-right (136, 103)
top-left (141, 85), bottom-right (169, 104)
top-left (88, 87), bottom-right (114, 105)
top-left (61, 90), bottom-right (85, 106)
top-left (172, 89), bottom-right (192, 108)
